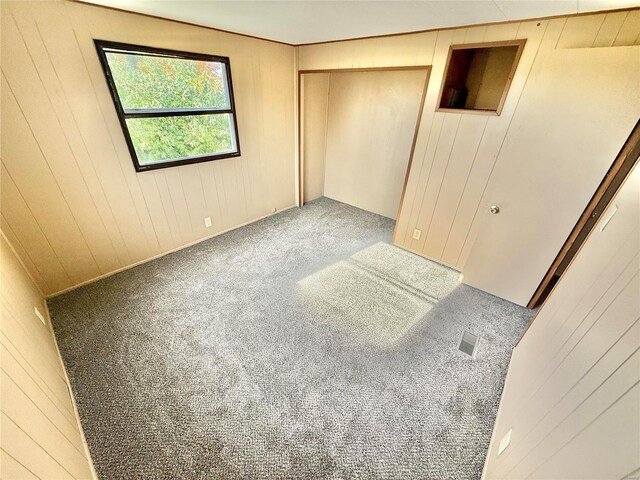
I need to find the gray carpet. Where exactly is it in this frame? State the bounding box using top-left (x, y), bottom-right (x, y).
top-left (49, 197), bottom-right (534, 480)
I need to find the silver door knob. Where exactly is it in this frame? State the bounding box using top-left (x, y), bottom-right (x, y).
top-left (489, 205), bottom-right (500, 214)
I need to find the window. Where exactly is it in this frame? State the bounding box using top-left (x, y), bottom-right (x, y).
top-left (95, 40), bottom-right (240, 171)
top-left (437, 40), bottom-right (526, 115)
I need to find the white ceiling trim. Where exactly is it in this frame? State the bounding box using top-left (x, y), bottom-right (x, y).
top-left (79, 0), bottom-right (640, 45)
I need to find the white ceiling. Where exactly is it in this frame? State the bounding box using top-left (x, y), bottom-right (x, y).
top-left (81, 0), bottom-right (639, 45)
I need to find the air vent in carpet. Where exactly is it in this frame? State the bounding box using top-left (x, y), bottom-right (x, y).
top-left (459, 331), bottom-right (479, 358)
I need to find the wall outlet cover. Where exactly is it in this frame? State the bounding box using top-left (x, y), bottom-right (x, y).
top-left (204, 217), bottom-right (212, 228)
top-left (412, 228), bottom-right (421, 240)
top-left (498, 428), bottom-right (512, 456)
top-left (34, 306), bottom-right (46, 325)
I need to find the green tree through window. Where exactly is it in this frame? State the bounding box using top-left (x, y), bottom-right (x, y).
top-left (96, 41), bottom-right (240, 171)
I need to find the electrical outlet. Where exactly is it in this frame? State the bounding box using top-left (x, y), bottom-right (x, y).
top-left (204, 217), bottom-right (212, 228)
top-left (34, 306), bottom-right (46, 325)
top-left (412, 228), bottom-right (421, 240)
top-left (498, 428), bottom-right (512, 456)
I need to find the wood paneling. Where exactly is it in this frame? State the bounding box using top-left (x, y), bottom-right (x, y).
top-left (1, 0), bottom-right (295, 296)
top-left (322, 69), bottom-right (427, 219)
top-left (0, 235), bottom-right (96, 479)
top-left (462, 45), bottom-right (639, 306)
top-left (482, 162), bottom-right (640, 479)
top-left (299, 10), bottom-right (640, 284)
top-left (301, 73), bottom-right (330, 203)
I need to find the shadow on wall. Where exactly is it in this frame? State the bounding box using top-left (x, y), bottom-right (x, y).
top-left (297, 242), bottom-right (460, 347)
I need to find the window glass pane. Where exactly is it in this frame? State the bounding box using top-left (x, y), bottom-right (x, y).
top-left (126, 114), bottom-right (236, 166)
top-left (106, 51), bottom-right (230, 110)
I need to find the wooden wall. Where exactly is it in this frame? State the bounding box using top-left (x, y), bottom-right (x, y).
top-left (1, 234), bottom-right (96, 479)
top-left (299, 9), bottom-right (640, 270)
top-left (461, 45), bottom-right (638, 306)
top-left (322, 69), bottom-right (427, 219)
top-left (482, 162), bottom-right (640, 479)
top-left (1, 0), bottom-right (296, 296)
top-left (301, 73), bottom-right (330, 203)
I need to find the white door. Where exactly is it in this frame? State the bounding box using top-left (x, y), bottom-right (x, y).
top-left (462, 46), bottom-right (640, 307)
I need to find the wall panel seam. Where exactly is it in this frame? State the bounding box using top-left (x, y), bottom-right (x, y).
top-left (0, 165), bottom-right (73, 285)
top-left (5, 16), bottom-right (104, 276)
top-left (1, 412), bottom-right (76, 478)
top-left (420, 115), bottom-right (463, 252)
top-left (522, 381), bottom-right (639, 478)
top-left (455, 20), bottom-right (548, 265)
top-left (499, 323), bottom-right (640, 471)
top-left (30, 14), bottom-right (133, 267)
top-left (64, 18), bottom-right (157, 257)
top-left (0, 226), bottom-right (47, 296)
top-left (2, 369), bottom-right (86, 455)
top-left (10, 8), bottom-right (125, 274)
top-left (507, 265), bottom-right (639, 424)
top-left (0, 328), bottom-right (70, 398)
top-left (1, 447), bottom-right (40, 479)
top-left (2, 345), bottom-right (78, 422)
top-left (399, 30), bottom-right (440, 244)
top-left (442, 116), bottom-right (490, 256)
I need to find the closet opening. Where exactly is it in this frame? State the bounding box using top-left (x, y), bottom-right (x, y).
top-left (298, 66), bottom-right (430, 222)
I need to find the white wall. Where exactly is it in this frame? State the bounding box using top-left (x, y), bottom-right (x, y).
top-left (302, 73), bottom-right (330, 203)
top-left (322, 69), bottom-right (427, 219)
top-left (1, 0), bottom-right (296, 296)
top-left (483, 162), bottom-right (640, 479)
top-left (461, 45), bottom-right (639, 306)
top-left (0, 234), bottom-right (96, 479)
top-left (301, 69), bottom-right (427, 218)
top-left (299, 9), bottom-right (640, 273)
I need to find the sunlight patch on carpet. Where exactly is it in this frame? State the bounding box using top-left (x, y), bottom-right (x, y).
top-left (298, 242), bottom-right (459, 347)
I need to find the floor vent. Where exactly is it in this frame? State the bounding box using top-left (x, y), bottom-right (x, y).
top-left (459, 331), bottom-right (479, 358)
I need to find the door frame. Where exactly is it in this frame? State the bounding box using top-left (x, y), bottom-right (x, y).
top-left (527, 120), bottom-right (640, 308)
top-left (297, 66), bottom-right (431, 209)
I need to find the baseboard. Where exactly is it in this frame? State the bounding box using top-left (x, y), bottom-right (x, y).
top-left (46, 205), bottom-right (297, 298)
top-left (44, 301), bottom-right (100, 479)
top-left (392, 242), bottom-right (463, 272)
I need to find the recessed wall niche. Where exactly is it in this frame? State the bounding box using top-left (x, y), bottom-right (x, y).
top-left (437, 40), bottom-right (526, 115)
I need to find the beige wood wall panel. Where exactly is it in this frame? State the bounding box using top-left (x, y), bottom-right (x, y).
top-left (2, 414), bottom-right (72, 479)
top-left (482, 163), bottom-right (640, 479)
top-left (1, 76), bottom-right (102, 285)
top-left (1, 449), bottom-right (37, 479)
top-left (0, 170), bottom-right (70, 294)
top-left (454, 17), bottom-right (567, 268)
top-left (473, 47), bottom-right (519, 109)
top-left (556, 14), bottom-right (607, 48)
top-left (1, 0), bottom-right (295, 296)
top-left (592, 11), bottom-right (631, 47)
top-left (0, 235), bottom-right (95, 479)
top-left (613, 10), bottom-right (640, 46)
top-left (302, 73), bottom-right (330, 203)
top-left (557, 10), bottom-right (640, 48)
top-left (462, 45), bottom-right (639, 306)
top-left (299, 11), bottom-right (638, 283)
top-left (301, 19), bottom-right (539, 269)
top-left (410, 20), bottom-right (549, 268)
top-left (323, 69), bottom-right (427, 219)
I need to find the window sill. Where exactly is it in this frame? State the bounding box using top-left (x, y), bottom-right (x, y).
top-left (135, 150), bottom-right (241, 172)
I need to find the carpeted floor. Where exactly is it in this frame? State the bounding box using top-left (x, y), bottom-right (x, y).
top-left (49, 197), bottom-right (534, 480)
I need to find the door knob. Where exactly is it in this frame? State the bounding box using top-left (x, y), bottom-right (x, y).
top-left (489, 205), bottom-right (500, 214)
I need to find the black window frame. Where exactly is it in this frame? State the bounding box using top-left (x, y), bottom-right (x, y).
top-left (94, 39), bottom-right (241, 172)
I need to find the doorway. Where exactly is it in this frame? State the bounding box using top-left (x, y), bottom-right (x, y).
top-left (298, 67), bottom-right (430, 219)
top-left (528, 120), bottom-right (640, 308)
